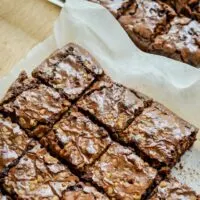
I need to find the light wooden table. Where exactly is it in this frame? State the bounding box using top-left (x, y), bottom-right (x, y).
top-left (0, 0), bottom-right (60, 76)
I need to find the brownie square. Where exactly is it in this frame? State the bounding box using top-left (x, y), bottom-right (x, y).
top-left (41, 107), bottom-right (111, 171)
top-left (120, 102), bottom-right (198, 168)
top-left (0, 115), bottom-right (30, 177)
top-left (3, 141), bottom-right (79, 199)
top-left (77, 79), bottom-right (152, 133)
top-left (88, 0), bottom-right (133, 18)
top-left (62, 183), bottom-right (108, 200)
top-left (149, 177), bottom-right (199, 200)
top-left (0, 71), bottom-right (39, 106)
top-left (2, 83), bottom-right (70, 133)
top-left (32, 43), bottom-right (103, 101)
top-left (118, 0), bottom-right (176, 51)
top-left (150, 17), bottom-right (200, 67)
top-left (84, 142), bottom-right (157, 199)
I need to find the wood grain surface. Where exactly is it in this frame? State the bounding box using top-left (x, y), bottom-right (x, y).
top-left (0, 0), bottom-right (60, 76)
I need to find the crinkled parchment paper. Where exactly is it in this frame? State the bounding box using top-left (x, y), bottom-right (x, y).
top-left (0, 0), bottom-right (200, 193)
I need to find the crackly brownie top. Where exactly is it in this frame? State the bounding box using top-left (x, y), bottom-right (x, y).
top-left (47, 107), bottom-right (111, 170)
top-left (119, 0), bottom-right (175, 40)
top-left (152, 17), bottom-right (200, 65)
top-left (32, 43), bottom-right (103, 76)
top-left (85, 142), bottom-right (157, 199)
top-left (78, 81), bottom-right (151, 132)
top-left (3, 84), bottom-right (70, 129)
top-left (0, 115), bottom-right (30, 174)
top-left (150, 177), bottom-right (199, 200)
top-left (0, 71), bottom-right (39, 105)
top-left (3, 141), bottom-right (79, 199)
top-left (121, 102), bottom-right (198, 165)
top-left (62, 183), bottom-right (108, 200)
top-left (32, 55), bottom-right (95, 100)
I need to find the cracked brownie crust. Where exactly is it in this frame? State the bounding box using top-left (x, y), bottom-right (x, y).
top-left (150, 16), bottom-right (200, 66)
top-left (62, 183), bottom-right (109, 200)
top-left (149, 176), bottom-right (199, 200)
top-left (119, 0), bottom-right (175, 51)
top-left (2, 84), bottom-right (70, 132)
top-left (120, 102), bottom-right (198, 168)
top-left (0, 115), bottom-right (30, 177)
top-left (77, 79), bottom-right (152, 133)
top-left (84, 142), bottom-right (158, 199)
top-left (3, 141), bottom-right (79, 199)
top-left (41, 107), bottom-right (111, 171)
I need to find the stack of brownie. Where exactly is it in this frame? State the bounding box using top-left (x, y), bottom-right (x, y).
top-left (0, 43), bottom-right (199, 199)
top-left (88, 0), bottom-right (200, 67)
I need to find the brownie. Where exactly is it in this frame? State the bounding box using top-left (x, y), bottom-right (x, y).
top-left (88, 0), bottom-right (133, 18)
top-left (160, 0), bottom-right (200, 21)
top-left (77, 79), bottom-right (152, 133)
top-left (120, 102), bottom-right (198, 168)
top-left (149, 176), bottom-right (199, 200)
top-left (2, 82), bottom-right (70, 134)
top-left (32, 43), bottom-right (103, 101)
top-left (84, 143), bottom-right (158, 199)
top-left (3, 141), bottom-right (79, 199)
top-left (41, 107), bottom-right (111, 171)
top-left (150, 16), bottom-right (200, 66)
top-left (62, 183), bottom-right (108, 200)
top-left (119, 0), bottom-right (176, 51)
top-left (0, 71), bottom-right (38, 105)
top-left (0, 115), bottom-right (30, 177)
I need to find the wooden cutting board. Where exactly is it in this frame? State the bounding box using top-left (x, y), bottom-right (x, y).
top-left (0, 0), bottom-right (60, 77)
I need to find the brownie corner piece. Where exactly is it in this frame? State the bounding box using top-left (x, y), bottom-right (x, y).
top-left (41, 106), bottom-right (111, 172)
top-left (120, 102), bottom-right (198, 168)
top-left (150, 16), bottom-right (200, 67)
top-left (3, 140), bottom-right (79, 199)
top-left (149, 176), bottom-right (199, 200)
top-left (0, 71), bottom-right (39, 106)
top-left (118, 0), bottom-right (176, 51)
top-left (0, 115), bottom-right (30, 177)
top-left (62, 183), bottom-right (109, 200)
top-left (84, 142), bottom-right (157, 199)
top-left (2, 83), bottom-right (70, 131)
top-left (77, 80), bottom-right (152, 133)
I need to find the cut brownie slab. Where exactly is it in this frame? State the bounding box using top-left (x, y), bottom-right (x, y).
top-left (118, 0), bottom-right (176, 51)
top-left (77, 78), bottom-right (152, 133)
top-left (88, 0), bottom-right (133, 18)
top-left (84, 142), bottom-right (158, 199)
top-left (3, 141), bottom-right (79, 199)
top-left (0, 115), bottom-right (30, 177)
top-left (2, 81), bottom-right (70, 134)
top-left (32, 43), bottom-right (103, 101)
top-left (41, 107), bottom-right (111, 171)
top-left (149, 176), bottom-right (199, 200)
top-left (120, 102), bottom-right (198, 168)
top-left (62, 183), bottom-right (108, 200)
top-left (150, 16), bottom-right (200, 67)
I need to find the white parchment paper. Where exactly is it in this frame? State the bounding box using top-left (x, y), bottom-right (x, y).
top-left (0, 0), bottom-right (200, 192)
